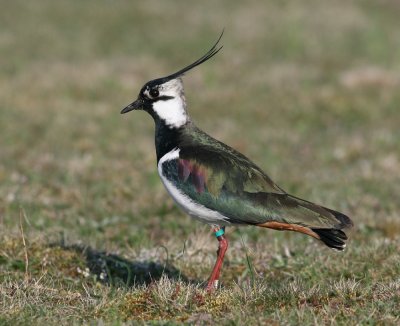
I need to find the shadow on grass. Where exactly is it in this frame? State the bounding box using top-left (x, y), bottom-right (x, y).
top-left (58, 243), bottom-right (192, 287)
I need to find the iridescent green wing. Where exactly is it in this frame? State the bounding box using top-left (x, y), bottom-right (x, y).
top-left (160, 140), bottom-right (287, 225)
top-left (162, 127), bottom-right (349, 229)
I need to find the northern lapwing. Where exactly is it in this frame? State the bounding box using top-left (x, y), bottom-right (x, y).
top-left (121, 33), bottom-right (353, 291)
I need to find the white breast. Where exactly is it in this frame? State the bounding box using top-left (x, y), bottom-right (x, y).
top-left (157, 148), bottom-right (230, 226)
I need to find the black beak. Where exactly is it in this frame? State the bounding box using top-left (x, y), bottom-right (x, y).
top-left (121, 99), bottom-right (142, 114)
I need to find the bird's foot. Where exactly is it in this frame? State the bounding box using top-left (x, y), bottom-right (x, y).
top-left (205, 227), bottom-right (228, 293)
top-left (206, 279), bottom-right (219, 293)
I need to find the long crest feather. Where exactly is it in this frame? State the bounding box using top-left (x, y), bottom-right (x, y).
top-left (161, 30), bottom-right (224, 82)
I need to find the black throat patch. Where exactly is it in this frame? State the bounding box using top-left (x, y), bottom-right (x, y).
top-left (154, 119), bottom-right (184, 162)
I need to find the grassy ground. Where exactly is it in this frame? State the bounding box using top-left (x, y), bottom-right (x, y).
top-left (1, 0), bottom-right (400, 324)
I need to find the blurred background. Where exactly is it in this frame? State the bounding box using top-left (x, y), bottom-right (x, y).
top-left (1, 0), bottom-right (399, 323)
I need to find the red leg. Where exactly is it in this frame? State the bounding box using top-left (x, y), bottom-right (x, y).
top-left (206, 227), bottom-right (228, 292)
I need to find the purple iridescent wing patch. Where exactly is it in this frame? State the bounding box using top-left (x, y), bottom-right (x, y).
top-left (178, 159), bottom-right (207, 193)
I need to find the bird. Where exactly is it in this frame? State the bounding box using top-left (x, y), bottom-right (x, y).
top-left (121, 32), bottom-right (353, 291)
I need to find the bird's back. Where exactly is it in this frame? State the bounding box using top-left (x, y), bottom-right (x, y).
top-left (158, 123), bottom-right (353, 249)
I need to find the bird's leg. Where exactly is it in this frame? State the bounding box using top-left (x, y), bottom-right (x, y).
top-left (206, 226), bottom-right (228, 292)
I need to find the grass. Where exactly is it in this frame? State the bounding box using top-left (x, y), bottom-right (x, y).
top-left (1, 0), bottom-right (400, 324)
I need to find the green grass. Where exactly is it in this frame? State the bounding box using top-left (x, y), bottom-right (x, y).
top-left (1, 0), bottom-right (400, 324)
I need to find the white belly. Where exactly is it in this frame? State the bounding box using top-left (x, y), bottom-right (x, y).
top-left (157, 148), bottom-right (231, 226)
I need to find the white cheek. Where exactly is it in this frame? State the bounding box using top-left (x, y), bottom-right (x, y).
top-left (153, 98), bottom-right (188, 128)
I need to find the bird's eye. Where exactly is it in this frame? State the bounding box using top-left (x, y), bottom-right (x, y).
top-left (149, 89), bottom-right (159, 98)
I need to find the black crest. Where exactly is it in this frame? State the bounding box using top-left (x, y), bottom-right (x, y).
top-left (159, 30), bottom-right (224, 84)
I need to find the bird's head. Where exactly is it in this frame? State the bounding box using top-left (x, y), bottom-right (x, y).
top-left (121, 32), bottom-right (223, 129)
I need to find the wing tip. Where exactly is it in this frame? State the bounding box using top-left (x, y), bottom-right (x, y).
top-left (320, 206), bottom-right (354, 230)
